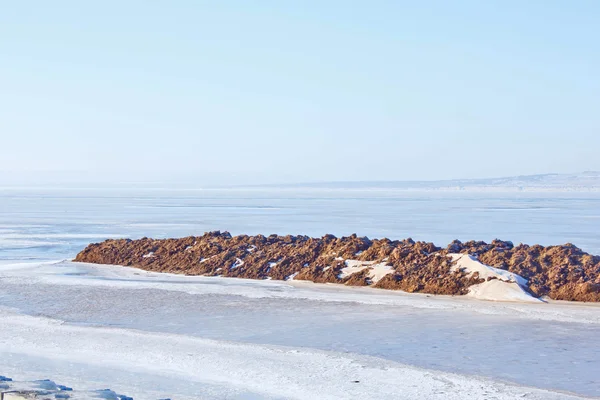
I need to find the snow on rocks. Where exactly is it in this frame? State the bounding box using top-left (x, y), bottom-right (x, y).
top-left (266, 261), bottom-right (278, 272)
top-left (231, 258), bottom-right (244, 269)
top-left (339, 260), bottom-right (394, 284)
top-left (449, 254), bottom-right (540, 302)
top-left (75, 233), bottom-right (600, 301)
top-left (286, 272), bottom-right (299, 281)
top-left (449, 254), bottom-right (527, 285)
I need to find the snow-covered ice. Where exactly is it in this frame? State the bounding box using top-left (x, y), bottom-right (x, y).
top-left (1, 187), bottom-right (600, 399)
top-left (0, 260), bottom-right (599, 399)
top-left (0, 309), bottom-right (589, 400)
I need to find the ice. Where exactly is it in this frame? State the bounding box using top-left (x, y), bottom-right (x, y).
top-left (0, 309), bottom-right (590, 400)
top-left (0, 261), bottom-right (599, 399)
top-left (1, 187), bottom-right (600, 398)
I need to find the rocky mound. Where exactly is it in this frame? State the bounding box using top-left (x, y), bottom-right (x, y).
top-left (74, 232), bottom-right (600, 302)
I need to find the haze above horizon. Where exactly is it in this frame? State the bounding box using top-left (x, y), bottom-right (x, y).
top-left (1, 1), bottom-right (599, 186)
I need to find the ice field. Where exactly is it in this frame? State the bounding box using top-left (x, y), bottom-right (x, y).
top-left (1, 187), bottom-right (599, 399)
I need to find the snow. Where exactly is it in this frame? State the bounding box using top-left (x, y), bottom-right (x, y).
top-left (449, 254), bottom-right (539, 302)
top-left (4, 394), bottom-right (30, 400)
top-left (142, 252), bottom-right (154, 258)
top-left (265, 261), bottom-right (278, 273)
top-left (0, 310), bottom-right (588, 400)
top-left (465, 280), bottom-right (540, 303)
top-left (338, 260), bottom-right (393, 284)
top-left (286, 271), bottom-right (299, 280)
top-left (231, 258), bottom-right (244, 269)
top-left (450, 253), bottom-right (527, 285)
top-left (0, 379), bottom-right (111, 400)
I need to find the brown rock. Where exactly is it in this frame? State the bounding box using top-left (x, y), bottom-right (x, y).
top-left (73, 233), bottom-right (600, 302)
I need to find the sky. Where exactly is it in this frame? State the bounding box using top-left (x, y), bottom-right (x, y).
top-left (1, 1), bottom-right (599, 186)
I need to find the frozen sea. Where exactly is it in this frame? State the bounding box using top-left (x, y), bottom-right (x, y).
top-left (0, 187), bottom-right (599, 399)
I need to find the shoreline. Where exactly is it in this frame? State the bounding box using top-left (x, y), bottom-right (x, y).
top-left (48, 261), bottom-right (600, 324)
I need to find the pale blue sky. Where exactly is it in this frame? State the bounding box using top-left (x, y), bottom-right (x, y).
top-left (1, 1), bottom-right (598, 185)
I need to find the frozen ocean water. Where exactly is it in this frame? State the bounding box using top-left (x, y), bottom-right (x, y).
top-left (2, 187), bottom-right (600, 262)
top-left (0, 187), bottom-right (599, 399)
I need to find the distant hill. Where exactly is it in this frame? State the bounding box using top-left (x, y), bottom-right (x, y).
top-left (252, 172), bottom-right (600, 192)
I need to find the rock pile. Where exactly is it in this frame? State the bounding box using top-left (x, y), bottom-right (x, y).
top-left (74, 232), bottom-right (600, 302)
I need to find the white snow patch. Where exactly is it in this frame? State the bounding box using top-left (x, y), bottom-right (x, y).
top-left (286, 272), bottom-right (299, 281)
top-left (335, 256), bottom-right (344, 261)
top-left (246, 245), bottom-right (257, 253)
top-left (449, 254), bottom-right (527, 286)
top-left (465, 280), bottom-right (541, 303)
top-left (266, 261), bottom-right (278, 272)
top-left (449, 254), bottom-right (540, 302)
top-left (338, 260), bottom-right (394, 284)
top-left (231, 258), bottom-right (244, 269)
top-left (142, 252), bottom-right (154, 258)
